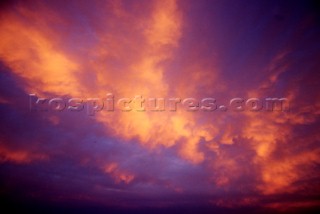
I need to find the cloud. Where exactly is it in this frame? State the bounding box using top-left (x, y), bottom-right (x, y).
top-left (0, 0), bottom-right (319, 213)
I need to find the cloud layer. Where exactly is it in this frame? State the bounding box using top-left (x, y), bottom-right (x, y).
top-left (0, 0), bottom-right (320, 213)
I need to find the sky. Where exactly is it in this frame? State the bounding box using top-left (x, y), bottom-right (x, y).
top-left (0, 0), bottom-right (320, 213)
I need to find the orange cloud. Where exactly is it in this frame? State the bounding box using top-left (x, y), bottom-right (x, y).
top-left (103, 162), bottom-right (135, 184)
top-left (0, 145), bottom-right (48, 164)
top-left (0, 7), bottom-right (81, 96)
top-left (258, 149), bottom-right (320, 195)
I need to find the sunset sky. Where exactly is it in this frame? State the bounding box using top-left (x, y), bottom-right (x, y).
top-left (0, 0), bottom-right (320, 213)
